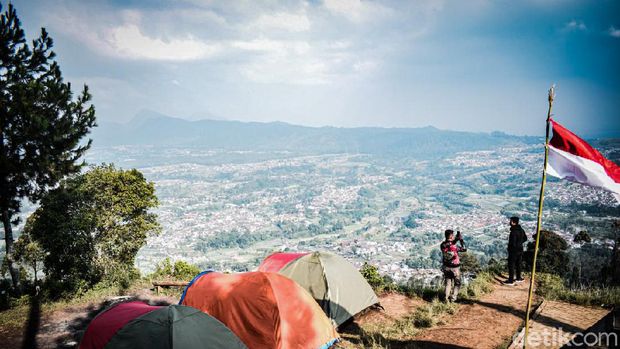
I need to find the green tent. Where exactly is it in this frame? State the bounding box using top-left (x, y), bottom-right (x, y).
top-left (258, 251), bottom-right (380, 326)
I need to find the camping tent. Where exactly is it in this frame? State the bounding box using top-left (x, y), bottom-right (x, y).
top-left (258, 251), bottom-right (379, 326)
top-left (180, 271), bottom-right (339, 349)
top-left (79, 301), bottom-right (247, 349)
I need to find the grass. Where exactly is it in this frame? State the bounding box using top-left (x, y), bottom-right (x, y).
top-left (459, 271), bottom-right (495, 301)
top-left (412, 298), bottom-right (458, 328)
top-left (536, 273), bottom-right (620, 307)
top-left (351, 271), bottom-right (496, 348)
top-left (0, 278), bottom-right (156, 332)
top-left (350, 297), bottom-right (459, 348)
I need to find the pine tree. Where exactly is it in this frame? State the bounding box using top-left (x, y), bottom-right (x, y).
top-left (0, 4), bottom-right (96, 291)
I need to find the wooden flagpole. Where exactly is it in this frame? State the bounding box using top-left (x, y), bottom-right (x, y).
top-left (523, 85), bottom-right (555, 348)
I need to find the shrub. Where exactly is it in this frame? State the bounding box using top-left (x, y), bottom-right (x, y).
top-left (360, 262), bottom-right (397, 293)
top-left (173, 260), bottom-right (201, 281)
top-left (459, 272), bottom-right (495, 300)
top-left (536, 272), bottom-right (620, 307)
top-left (574, 231), bottom-right (591, 243)
top-left (524, 230), bottom-right (569, 276)
top-left (150, 258), bottom-right (201, 281)
top-left (460, 252), bottom-right (481, 273)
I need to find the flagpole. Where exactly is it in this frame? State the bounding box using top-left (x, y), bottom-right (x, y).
top-left (523, 85), bottom-right (555, 348)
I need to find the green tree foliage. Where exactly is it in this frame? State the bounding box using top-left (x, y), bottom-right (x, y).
top-left (524, 230), bottom-right (569, 277)
top-left (403, 211), bottom-right (425, 229)
top-left (12, 224), bottom-right (45, 286)
top-left (360, 262), bottom-right (382, 288)
top-left (0, 4), bottom-right (96, 290)
top-left (150, 258), bottom-right (201, 281)
top-left (26, 165), bottom-right (159, 297)
top-left (573, 231), bottom-right (591, 244)
top-left (459, 252), bottom-right (481, 273)
top-left (359, 262), bottom-right (397, 293)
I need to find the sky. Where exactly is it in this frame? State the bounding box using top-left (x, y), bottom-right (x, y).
top-left (7, 0), bottom-right (620, 137)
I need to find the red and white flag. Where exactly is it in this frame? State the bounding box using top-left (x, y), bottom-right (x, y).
top-left (547, 119), bottom-right (620, 202)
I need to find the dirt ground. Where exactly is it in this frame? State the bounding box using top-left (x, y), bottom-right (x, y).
top-left (0, 291), bottom-right (178, 349)
top-left (339, 275), bottom-right (536, 349)
top-left (413, 275), bottom-right (534, 349)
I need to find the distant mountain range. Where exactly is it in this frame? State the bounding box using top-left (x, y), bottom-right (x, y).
top-left (91, 110), bottom-right (539, 157)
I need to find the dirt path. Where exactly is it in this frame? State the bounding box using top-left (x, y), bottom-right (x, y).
top-left (339, 276), bottom-right (537, 349)
top-left (509, 300), bottom-right (611, 348)
top-left (412, 276), bottom-right (534, 349)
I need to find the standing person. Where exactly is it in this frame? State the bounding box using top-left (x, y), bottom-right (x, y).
top-left (505, 216), bottom-right (527, 286)
top-left (440, 229), bottom-right (466, 302)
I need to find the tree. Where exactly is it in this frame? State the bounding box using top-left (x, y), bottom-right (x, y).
top-left (460, 252), bottom-right (481, 273)
top-left (573, 231), bottom-right (591, 244)
top-left (151, 258), bottom-right (201, 281)
top-left (0, 4), bottom-right (96, 290)
top-left (27, 165), bottom-right (159, 296)
top-left (360, 262), bottom-right (384, 291)
top-left (524, 230), bottom-right (569, 276)
top-left (13, 219), bottom-right (45, 288)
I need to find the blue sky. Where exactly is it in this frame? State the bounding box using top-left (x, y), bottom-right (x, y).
top-left (8, 0), bottom-right (620, 137)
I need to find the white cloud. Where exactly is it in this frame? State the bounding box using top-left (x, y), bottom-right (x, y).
top-left (44, 1), bottom-right (416, 83)
top-left (48, 7), bottom-right (220, 61)
top-left (323, 0), bottom-right (394, 23)
top-left (564, 19), bottom-right (587, 32)
top-left (106, 24), bottom-right (220, 61)
top-left (252, 11), bottom-right (311, 32)
top-left (608, 26), bottom-right (620, 38)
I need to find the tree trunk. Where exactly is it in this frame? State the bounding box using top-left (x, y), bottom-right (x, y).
top-left (2, 208), bottom-right (20, 291)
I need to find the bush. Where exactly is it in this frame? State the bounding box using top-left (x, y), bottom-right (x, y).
top-left (460, 252), bottom-right (481, 273)
top-left (173, 260), bottom-right (201, 281)
top-left (360, 262), bottom-right (397, 293)
top-left (574, 231), bottom-right (591, 243)
top-left (150, 258), bottom-right (201, 281)
top-left (487, 258), bottom-right (507, 275)
top-left (524, 230), bottom-right (569, 276)
top-left (459, 272), bottom-right (495, 300)
top-left (536, 272), bottom-right (620, 307)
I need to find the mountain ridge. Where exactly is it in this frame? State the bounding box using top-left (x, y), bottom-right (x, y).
top-left (91, 111), bottom-right (539, 157)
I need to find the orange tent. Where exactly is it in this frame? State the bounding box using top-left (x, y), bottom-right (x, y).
top-left (180, 271), bottom-right (339, 349)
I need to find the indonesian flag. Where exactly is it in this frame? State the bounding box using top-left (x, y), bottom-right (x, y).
top-left (547, 119), bottom-right (620, 202)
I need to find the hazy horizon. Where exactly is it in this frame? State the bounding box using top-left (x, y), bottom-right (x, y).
top-left (105, 109), bottom-right (616, 140)
top-left (10, 0), bottom-right (620, 138)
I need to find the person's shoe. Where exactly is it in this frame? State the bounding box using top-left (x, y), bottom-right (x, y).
top-left (503, 280), bottom-right (516, 286)
top-left (515, 278), bottom-right (525, 283)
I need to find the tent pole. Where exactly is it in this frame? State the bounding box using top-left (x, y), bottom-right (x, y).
top-left (523, 85), bottom-right (554, 348)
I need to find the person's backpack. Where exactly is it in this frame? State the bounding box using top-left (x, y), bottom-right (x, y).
top-left (519, 227), bottom-right (527, 245)
top-left (441, 242), bottom-right (455, 266)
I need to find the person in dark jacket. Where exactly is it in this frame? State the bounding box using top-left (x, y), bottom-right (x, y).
top-left (440, 229), bottom-right (467, 302)
top-left (505, 216), bottom-right (527, 285)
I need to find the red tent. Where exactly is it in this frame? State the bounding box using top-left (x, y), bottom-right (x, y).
top-left (80, 301), bottom-right (247, 349)
top-left (80, 301), bottom-right (160, 349)
top-left (258, 252), bottom-right (309, 272)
